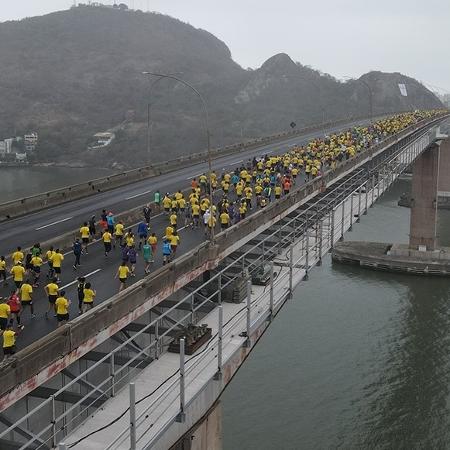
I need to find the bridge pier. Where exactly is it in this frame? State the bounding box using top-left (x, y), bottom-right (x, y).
top-left (437, 137), bottom-right (450, 208)
top-left (409, 142), bottom-right (439, 250)
top-left (333, 133), bottom-right (450, 276)
top-left (170, 402), bottom-right (222, 450)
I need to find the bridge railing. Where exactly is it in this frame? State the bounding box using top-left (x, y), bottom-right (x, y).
top-left (0, 120), bottom-right (440, 449)
top-left (2, 149), bottom-right (346, 449)
top-left (69, 140), bottom-right (385, 449)
top-left (0, 114), bottom-right (377, 222)
top-left (98, 120), bottom-right (443, 450)
top-left (0, 114), bottom-right (446, 417)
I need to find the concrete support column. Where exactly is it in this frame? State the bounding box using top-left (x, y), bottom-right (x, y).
top-left (437, 137), bottom-right (450, 208)
top-left (409, 143), bottom-right (439, 250)
top-left (171, 402), bottom-right (222, 450)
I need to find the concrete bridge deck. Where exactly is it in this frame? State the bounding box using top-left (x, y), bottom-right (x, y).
top-left (0, 117), bottom-right (377, 258)
top-left (0, 115), bottom-right (444, 449)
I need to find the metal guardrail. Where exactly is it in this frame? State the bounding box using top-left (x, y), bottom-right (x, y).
top-left (0, 118), bottom-right (440, 449)
top-left (0, 114), bottom-right (376, 221)
top-left (0, 115), bottom-right (446, 412)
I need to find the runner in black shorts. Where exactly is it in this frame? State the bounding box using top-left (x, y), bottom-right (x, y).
top-left (77, 277), bottom-right (86, 315)
top-left (45, 277), bottom-right (59, 319)
top-left (2, 324), bottom-right (17, 357)
top-left (0, 256), bottom-right (7, 286)
top-left (0, 297), bottom-right (10, 331)
top-left (55, 291), bottom-right (70, 327)
top-left (46, 246), bottom-right (55, 279)
top-left (25, 252), bottom-right (33, 273)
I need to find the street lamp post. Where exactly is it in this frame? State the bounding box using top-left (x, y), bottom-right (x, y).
top-left (142, 71), bottom-right (215, 244)
top-left (145, 76), bottom-right (164, 167)
top-left (144, 73), bottom-right (182, 167)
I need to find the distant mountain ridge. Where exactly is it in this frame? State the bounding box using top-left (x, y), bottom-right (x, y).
top-left (0, 6), bottom-right (443, 167)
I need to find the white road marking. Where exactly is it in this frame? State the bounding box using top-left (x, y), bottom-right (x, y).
top-left (35, 217), bottom-right (73, 231)
top-left (228, 159), bottom-right (243, 166)
top-left (125, 190), bottom-right (153, 200)
top-left (60, 268), bottom-right (102, 289)
top-left (186, 174), bottom-right (202, 180)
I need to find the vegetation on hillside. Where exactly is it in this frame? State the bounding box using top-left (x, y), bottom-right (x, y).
top-left (0, 6), bottom-right (443, 167)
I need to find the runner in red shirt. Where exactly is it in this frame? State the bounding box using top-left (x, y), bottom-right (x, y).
top-left (7, 291), bottom-right (23, 330)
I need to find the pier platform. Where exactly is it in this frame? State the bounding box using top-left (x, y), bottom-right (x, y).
top-left (332, 241), bottom-right (450, 276)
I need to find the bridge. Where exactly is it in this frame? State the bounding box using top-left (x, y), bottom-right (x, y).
top-left (0, 112), bottom-right (447, 450)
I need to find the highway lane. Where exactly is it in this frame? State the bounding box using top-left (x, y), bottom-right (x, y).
top-left (0, 118), bottom-right (379, 356)
top-left (0, 179), bottom-right (295, 355)
top-left (0, 109), bottom-right (423, 357)
top-left (0, 119), bottom-right (372, 257)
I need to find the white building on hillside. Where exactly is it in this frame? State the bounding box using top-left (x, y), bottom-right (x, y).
top-left (24, 132), bottom-right (38, 152)
top-left (0, 138), bottom-right (13, 155)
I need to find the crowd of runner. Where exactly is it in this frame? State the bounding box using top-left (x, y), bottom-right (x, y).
top-left (0, 110), bottom-right (445, 356)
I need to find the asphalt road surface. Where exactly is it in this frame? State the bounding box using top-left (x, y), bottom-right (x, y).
top-left (0, 118), bottom-right (372, 356)
top-left (0, 120), bottom-right (372, 257)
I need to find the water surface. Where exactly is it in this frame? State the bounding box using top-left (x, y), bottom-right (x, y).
top-left (223, 179), bottom-right (450, 449)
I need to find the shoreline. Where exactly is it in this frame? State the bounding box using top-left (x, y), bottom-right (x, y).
top-left (0, 161), bottom-right (112, 170)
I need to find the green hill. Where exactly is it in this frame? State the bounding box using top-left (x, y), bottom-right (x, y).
top-left (0, 6), bottom-right (443, 167)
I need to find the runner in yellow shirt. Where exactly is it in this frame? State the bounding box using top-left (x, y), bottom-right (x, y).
top-left (12, 247), bottom-right (24, 265)
top-left (10, 262), bottom-right (25, 289)
top-left (114, 221), bottom-right (124, 248)
top-left (55, 291), bottom-right (70, 327)
top-left (165, 225), bottom-right (174, 239)
top-left (115, 261), bottom-right (130, 292)
top-left (0, 256), bottom-right (6, 286)
top-left (239, 201), bottom-right (247, 219)
top-left (80, 222), bottom-right (90, 253)
top-left (0, 298), bottom-right (11, 331)
top-left (20, 279), bottom-right (34, 318)
top-left (169, 197), bottom-right (177, 214)
top-left (125, 231), bottom-right (135, 248)
top-left (45, 279), bottom-right (60, 318)
top-left (2, 324), bottom-right (17, 358)
top-left (51, 249), bottom-right (64, 282)
top-left (46, 247), bottom-right (56, 279)
top-left (148, 233), bottom-right (158, 256)
top-left (169, 213), bottom-right (178, 227)
top-left (174, 190), bottom-right (183, 201)
top-left (82, 282), bottom-right (96, 313)
top-left (192, 203), bottom-right (200, 229)
top-left (162, 194), bottom-right (172, 214)
top-left (170, 231), bottom-right (180, 256)
top-left (30, 255), bottom-right (43, 287)
top-left (102, 230), bottom-right (112, 257)
top-left (274, 185), bottom-right (282, 200)
top-left (220, 211), bottom-right (230, 230)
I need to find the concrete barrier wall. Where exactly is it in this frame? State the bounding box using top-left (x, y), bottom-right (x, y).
top-left (0, 115), bottom-right (376, 222)
top-left (0, 116), bottom-right (445, 402)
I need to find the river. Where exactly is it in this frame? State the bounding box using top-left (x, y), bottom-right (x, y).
top-left (0, 166), bottom-right (113, 202)
top-left (2, 158), bottom-right (449, 449)
top-left (222, 178), bottom-right (450, 449)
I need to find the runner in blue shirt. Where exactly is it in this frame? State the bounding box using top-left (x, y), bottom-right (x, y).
top-left (162, 238), bottom-right (172, 266)
top-left (137, 221), bottom-right (148, 250)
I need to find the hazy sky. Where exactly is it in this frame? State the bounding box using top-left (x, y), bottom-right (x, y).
top-left (2, 0), bottom-right (449, 92)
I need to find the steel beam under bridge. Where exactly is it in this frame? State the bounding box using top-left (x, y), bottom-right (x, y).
top-left (0, 118), bottom-right (444, 416)
top-left (63, 119), bottom-right (438, 450)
